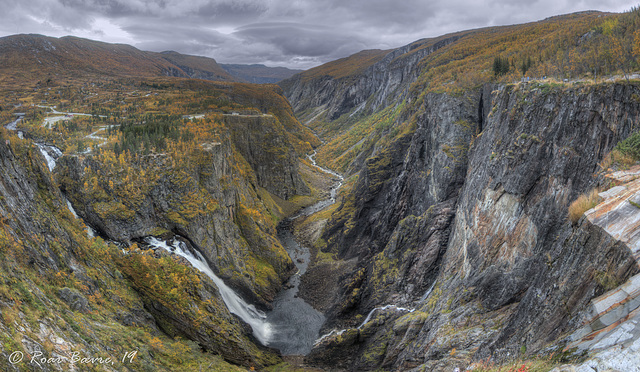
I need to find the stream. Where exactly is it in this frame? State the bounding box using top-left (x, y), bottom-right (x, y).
top-left (266, 220), bottom-right (325, 354)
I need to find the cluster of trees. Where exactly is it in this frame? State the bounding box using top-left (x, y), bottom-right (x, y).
top-left (583, 6), bottom-right (640, 81)
top-left (112, 114), bottom-right (193, 155)
top-left (494, 7), bottom-right (640, 82)
top-left (493, 56), bottom-right (510, 76)
top-left (493, 55), bottom-right (534, 77)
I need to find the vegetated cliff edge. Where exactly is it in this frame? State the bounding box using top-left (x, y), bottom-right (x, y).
top-left (0, 132), bottom-right (276, 370)
top-left (283, 44), bottom-right (640, 372)
top-left (55, 112), bottom-right (311, 308)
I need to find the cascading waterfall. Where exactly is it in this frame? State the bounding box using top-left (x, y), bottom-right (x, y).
top-left (37, 144), bottom-right (63, 172)
top-left (314, 280), bottom-right (436, 345)
top-left (5, 117), bottom-right (20, 131)
top-left (145, 237), bottom-right (273, 345)
top-left (419, 281), bottom-right (437, 302)
top-left (36, 143), bottom-right (97, 237)
top-left (357, 305), bottom-right (414, 329)
top-left (143, 151), bottom-right (341, 354)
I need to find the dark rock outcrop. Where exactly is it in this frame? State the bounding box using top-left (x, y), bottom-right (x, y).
top-left (294, 82), bottom-right (640, 371)
top-left (224, 114), bottom-right (309, 199)
top-left (58, 287), bottom-right (90, 313)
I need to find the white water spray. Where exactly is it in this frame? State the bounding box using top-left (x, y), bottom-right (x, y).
top-left (145, 237), bottom-right (273, 345)
top-left (357, 305), bottom-right (414, 329)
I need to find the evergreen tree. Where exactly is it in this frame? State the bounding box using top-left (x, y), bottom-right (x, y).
top-left (493, 56), bottom-right (510, 77)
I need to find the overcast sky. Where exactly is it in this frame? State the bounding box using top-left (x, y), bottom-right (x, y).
top-left (0, 0), bottom-right (637, 69)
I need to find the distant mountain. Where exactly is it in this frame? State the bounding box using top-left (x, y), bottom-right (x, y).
top-left (220, 64), bottom-right (303, 84)
top-left (158, 51), bottom-right (235, 82)
top-left (0, 34), bottom-right (238, 84)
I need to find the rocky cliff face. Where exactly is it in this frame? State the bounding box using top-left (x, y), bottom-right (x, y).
top-left (224, 113), bottom-right (310, 199)
top-left (0, 131), bottom-right (271, 370)
top-left (287, 79), bottom-right (640, 370)
top-left (280, 35), bottom-right (464, 123)
top-left (55, 130), bottom-right (295, 308)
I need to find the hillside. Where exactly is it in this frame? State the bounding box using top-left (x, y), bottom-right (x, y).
top-left (0, 34), bottom-right (239, 87)
top-left (280, 10), bottom-right (638, 173)
top-left (0, 34), bottom-right (306, 89)
top-left (280, 8), bottom-right (640, 371)
top-left (221, 64), bottom-right (304, 84)
top-left (0, 51), bottom-right (322, 369)
top-left (158, 51), bottom-right (236, 81)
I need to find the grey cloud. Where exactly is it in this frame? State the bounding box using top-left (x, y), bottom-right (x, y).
top-left (59, 0), bottom-right (137, 18)
top-left (0, 0), bottom-right (637, 68)
top-left (123, 22), bottom-right (230, 44)
top-left (58, 0), bottom-right (268, 21)
top-left (193, 1), bottom-right (268, 21)
top-left (234, 23), bottom-right (361, 57)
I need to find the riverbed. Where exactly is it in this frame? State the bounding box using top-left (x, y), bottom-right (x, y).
top-left (266, 152), bottom-right (344, 354)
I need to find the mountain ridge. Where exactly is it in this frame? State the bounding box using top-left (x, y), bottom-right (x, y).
top-left (0, 33), bottom-right (305, 87)
top-left (221, 63), bottom-right (303, 84)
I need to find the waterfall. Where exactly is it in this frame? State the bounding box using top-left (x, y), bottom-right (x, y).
top-left (419, 281), bottom-right (437, 302)
top-left (357, 305), bottom-right (414, 329)
top-left (36, 143), bottom-right (98, 238)
top-left (5, 117), bottom-right (20, 131)
top-left (66, 200), bottom-right (79, 218)
top-left (315, 305), bottom-right (414, 346)
top-left (145, 237), bottom-right (273, 345)
top-left (37, 144), bottom-right (62, 172)
top-left (314, 329), bottom-right (346, 345)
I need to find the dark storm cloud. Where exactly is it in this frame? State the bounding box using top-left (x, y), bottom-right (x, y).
top-left (0, 0), bottom-right (637, 68)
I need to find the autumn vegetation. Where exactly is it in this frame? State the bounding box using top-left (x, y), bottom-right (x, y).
top-left (568, 189), bottom-right (602, 223)
top-left (3, 7), bottom-right (640, 371)
top-left (0, 64), bottom-right (327, 369)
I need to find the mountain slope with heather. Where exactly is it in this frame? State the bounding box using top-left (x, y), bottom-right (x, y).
top-left (0, 34), bottom-right (239, 86)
